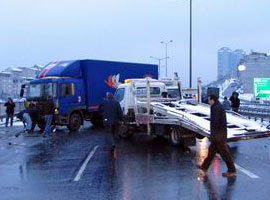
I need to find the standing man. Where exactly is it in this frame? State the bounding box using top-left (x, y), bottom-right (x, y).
top-left (229, 92), bottom-right (240, 113)
top-left (43, 96), bottom-right (55, 136)
top-left (99, 92), bottom-right (123, 136)
top-left (4, 98), bottom-right (15, 127)
top-left (198, 95), bottom-right (236, 177)
top-left (223, 96), bottom-right (231, 111)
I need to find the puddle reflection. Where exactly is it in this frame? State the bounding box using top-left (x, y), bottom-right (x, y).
top-left (204, 176), bottom-right (237, 200)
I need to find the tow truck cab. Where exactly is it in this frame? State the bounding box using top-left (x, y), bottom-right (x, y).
top-left (114, 79), bottom-right (167, 114)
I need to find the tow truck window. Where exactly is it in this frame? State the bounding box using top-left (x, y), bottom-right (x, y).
top-left (114, 88), bottom-right (125, 102)
top-left (167, 89), bottom-right (180, 98)
top-left (61, 83), bottom-right (75, 97)
top-left (136, 87), bottom-right (161, 96)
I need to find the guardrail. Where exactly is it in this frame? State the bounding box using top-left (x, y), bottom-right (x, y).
top-left (239, 106), bottom-right (270, 124)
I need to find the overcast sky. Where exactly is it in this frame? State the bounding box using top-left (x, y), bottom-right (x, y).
top-left (0, 0), bottom-right (269, 87)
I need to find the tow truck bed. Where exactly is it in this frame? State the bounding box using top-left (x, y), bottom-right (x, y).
top-left (137, 100), bottom-right (270, 142)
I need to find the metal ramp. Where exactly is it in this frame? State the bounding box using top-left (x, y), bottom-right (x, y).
top-left (136, 100), bottom-right (270, 142)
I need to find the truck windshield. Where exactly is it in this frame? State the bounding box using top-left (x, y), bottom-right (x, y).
top-left (29, 84), bottom-right (42, 98)
top-left (28, 83), bottom-right (57, 99)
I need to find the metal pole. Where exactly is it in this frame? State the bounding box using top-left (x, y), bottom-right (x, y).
top-left (146, 78), bottom-right (151, 135)
top-left (158, 59), bottom-right (161, 79)
top-left (165, 44), bottom-right (168, 77)
top-left (189, 0), bottom-right (192, 88)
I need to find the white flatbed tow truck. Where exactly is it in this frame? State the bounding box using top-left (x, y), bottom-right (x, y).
top-left (114, 78), bottom-right (270, 147)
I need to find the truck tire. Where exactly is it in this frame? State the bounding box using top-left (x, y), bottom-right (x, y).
top-left (118, 124), bottom-right (133, 139)
top-left (169, 128), bottom-right (183, 146)
top-left (68, 113), bottom-right (82, 132)
top-left (196, 134), bottom-right (205, 140)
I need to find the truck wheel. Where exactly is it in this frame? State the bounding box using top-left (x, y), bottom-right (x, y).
top-left (68, 113), bottom-right (82, 132)
top-left (118, 124), bottom-right (133, 139)
top-left (169, 128), bottom-right (182, 146)
top-left (196, 134), bottom-right (205, 139)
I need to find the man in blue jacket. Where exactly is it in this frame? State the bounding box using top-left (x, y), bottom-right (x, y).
top-left (99, 92), bottom-right (123, 135)
top-left (198, 95), bottom-right (236, 178)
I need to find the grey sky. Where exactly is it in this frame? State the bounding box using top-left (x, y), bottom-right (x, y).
top-left (0, 0), bottom-right (269, 87)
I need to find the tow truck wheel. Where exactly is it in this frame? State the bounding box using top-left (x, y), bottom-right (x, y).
top-left (118, 124), bottom-right (133, 139)
top-left (196, 134), bottom-right (205, 140)
top-left (68, 113), bottom-right (82, 132)
top-left (169, 128), bottom-right (182, 146)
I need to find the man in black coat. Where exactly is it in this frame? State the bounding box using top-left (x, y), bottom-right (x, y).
top-left (199, 95), bottom-right (236, 177)
top-left (4, 98), bottom-right (15, 127)
top-left (229, 92), bottom-right (240, 113)
top-left (99, 92), bottom-right (123, 135)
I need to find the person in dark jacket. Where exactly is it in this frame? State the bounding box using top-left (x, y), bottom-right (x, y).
top-left (229, 92), bottom-right (240, 113)
top-left (223, 96), bottom-right (231, 111)
top-left (28, 103), bottom-right (41, 133)
top-left (198, 95), bottom-right (236, 178)
top-left (99, 92), bottom-right (123, 135)
top-left (43, 96), bottom-right (55, 136)
top-left (4, 98), bottom-right (15, 127)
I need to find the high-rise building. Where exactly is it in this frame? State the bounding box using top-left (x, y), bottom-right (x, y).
top-left (239, 51), bottom-right (270, 94)
top-left (217, 47), bottom-right (246, 79)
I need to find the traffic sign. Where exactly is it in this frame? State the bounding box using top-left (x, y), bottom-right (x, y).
top-left (254, 78), bottom-right (270, 98)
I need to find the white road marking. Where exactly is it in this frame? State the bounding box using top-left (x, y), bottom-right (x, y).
top-left (235, 163), bottom-right (259, 179)
top-left (73, 145), bottom-right (99, 182)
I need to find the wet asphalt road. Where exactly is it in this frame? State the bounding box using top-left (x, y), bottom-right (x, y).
top-left (1, 123), bottom-right (270, 200)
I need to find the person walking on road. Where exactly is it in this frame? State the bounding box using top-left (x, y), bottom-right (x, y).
top-left (99, 92), bottom-right (123, 135)
top-left (4, 98), bottom-right (15, 127)
top-left (99, 92), bottom-right (123, 154)
top-left (43, 96), bottom-right (55, 136)
top-left (223, 96), bottom-right (231, 111)
top-left (229, 92), bottom-right (240, 113)
top-left (198, 95), bottom-right (236, 178)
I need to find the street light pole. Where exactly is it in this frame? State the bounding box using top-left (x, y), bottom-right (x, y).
top-left (149, 56), bottom-right (167, 78)
top-left (189, 0), bottom-right (192, 88)
top-left (161, 40), bottom-right (173, 77)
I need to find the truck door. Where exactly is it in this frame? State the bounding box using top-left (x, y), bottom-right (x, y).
top-left (114, 87), bottom-right (126, 112)
top-left (59, 81), bottom-right (85, 115)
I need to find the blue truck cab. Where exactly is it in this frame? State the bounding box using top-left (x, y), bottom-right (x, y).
top-left (21, 59), bottom-right (158, 131)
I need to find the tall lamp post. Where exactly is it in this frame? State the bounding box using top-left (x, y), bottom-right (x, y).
top-left (149, 56), bottom-right (168, 78)
top-left (161, 40), bottom-right (173, 77)
top-left (189, 0), bottom-right (192, 88)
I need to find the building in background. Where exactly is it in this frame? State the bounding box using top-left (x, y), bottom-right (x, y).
top-left (0, 65), bottom-right (42, 100)
top-left (238, 51), bottom-right (270, 94)
top-left (218, 47), bottom-right (246, 79)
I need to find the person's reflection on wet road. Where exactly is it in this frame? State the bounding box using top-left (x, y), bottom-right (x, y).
top-left (204, 176), bottom-right (236, 200)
